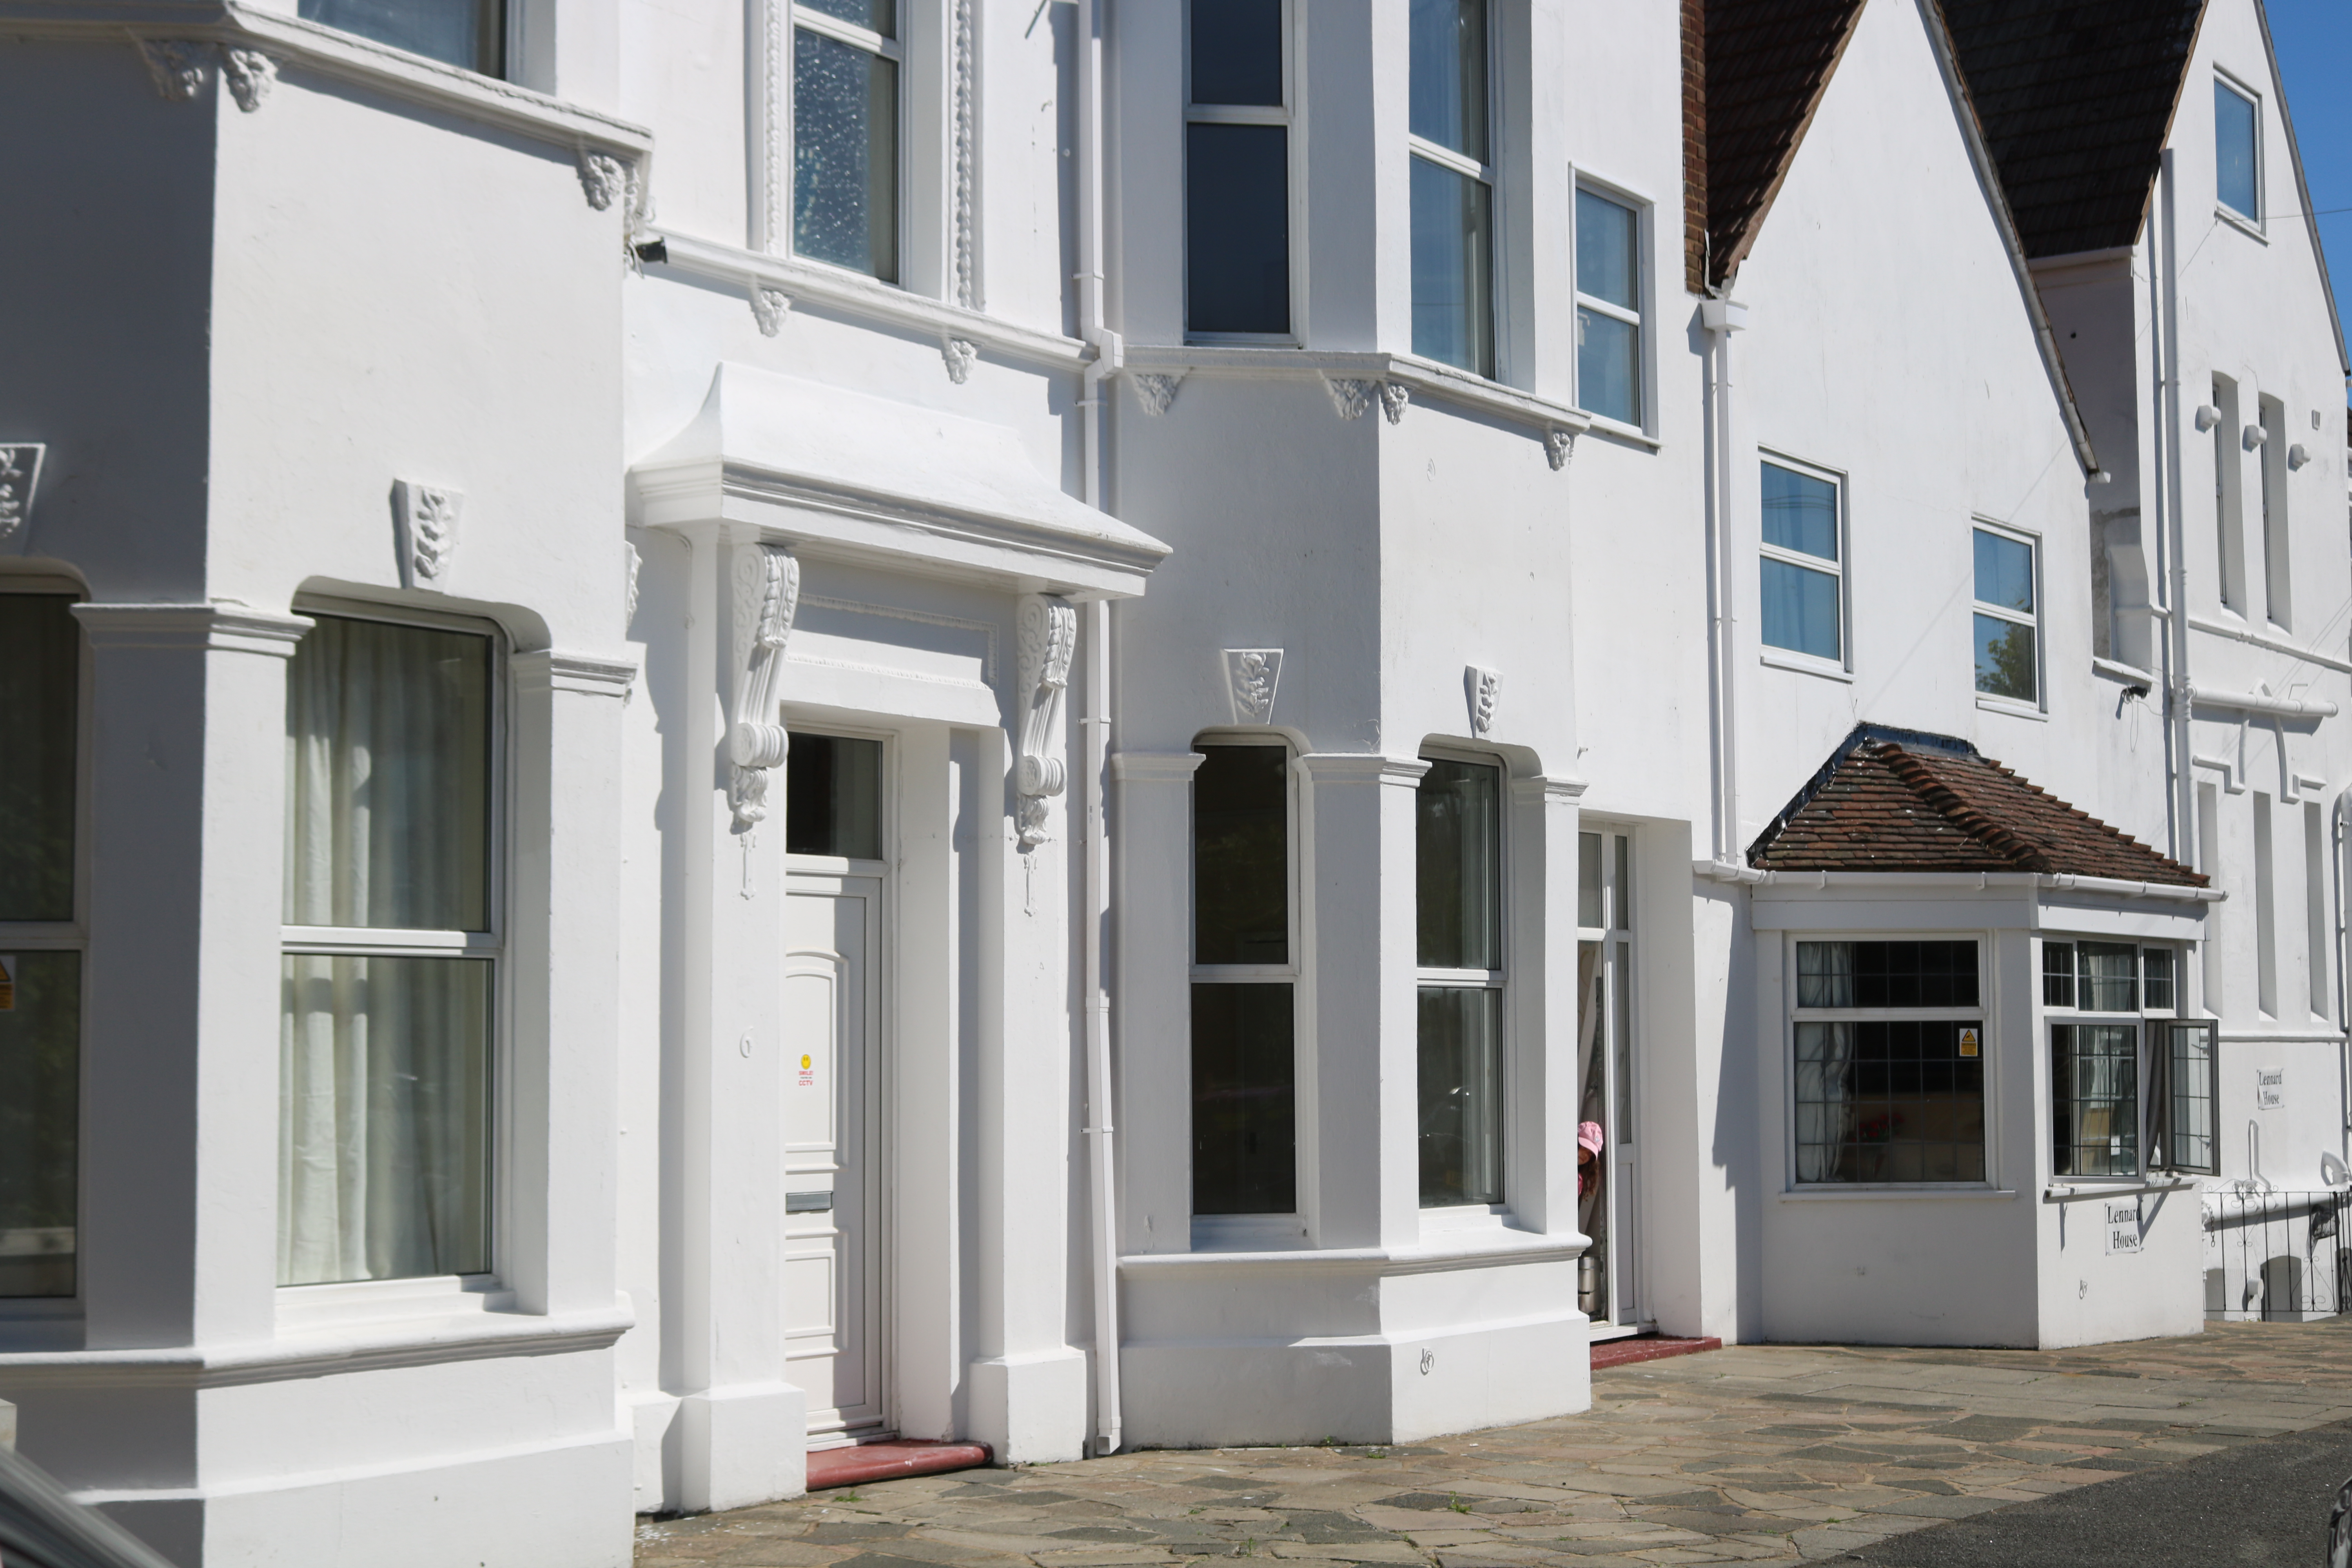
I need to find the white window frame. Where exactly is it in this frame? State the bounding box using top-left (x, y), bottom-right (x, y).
top-left (1182, 0), bottom-right (1301, 346)
top-left (2040, 938), bottom-right (2205, 1180)
top-left (1405, 0), bottom-right (1501, 382)
top-left (1569, 174), bottom-right (1653, 437)
top-left (277, 595), bottom-right (510, 1301)
top-left (1415, 745), bottom-right (1509, 1221)
top-left (1784, 933), bottom-right (1994, 1192)
top-left (2214, 69), bottom-right (2265, 238)
top-left (1971, 519), bottom-right (2045, 718)
top-left (1756, 450), bottom-right (1851, 679)
top-left (1575, 822), bottom-right (1640, 1323)
top-left (785, 0), bottom-right (909, 286)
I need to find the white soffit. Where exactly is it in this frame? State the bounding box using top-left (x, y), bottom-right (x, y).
top-left (629, 362), bottom-right (1171, 597)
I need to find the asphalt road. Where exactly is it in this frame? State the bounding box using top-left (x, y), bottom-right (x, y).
top-left (1829, 1417), bottom-right (2352, 1566)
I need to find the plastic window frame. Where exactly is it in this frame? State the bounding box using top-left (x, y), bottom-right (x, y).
top-left (1181, 0), bottom-right (1301, 346)
top-left (2039, 940), bottom-right (2192, 1181)
top-left (1756, 450), bottom-right (1851, 676)
top-left (2214, 68), bottom-right (2265, 235)
top-left (1404, 0), bottom-right (1501, 381)
top-left (1970, 519), bottom-right (2045, 716)
top-left (1568, 175), bottom-right (1652, 437)
top-left (1415, 745), bottom-right (1510, 1216)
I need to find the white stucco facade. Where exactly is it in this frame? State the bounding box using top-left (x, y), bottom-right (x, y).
top-left (0, 0), bottom-right (2345, 1564)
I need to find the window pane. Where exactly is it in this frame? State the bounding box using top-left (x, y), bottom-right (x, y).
top-left (1418, 985), bottom-right (1502, 1205)
top-left (285, 615), bottom-right (492, 932)
top-left (1416, 757), bottom-right (1501, 970)
top-left (1194, 746), bottom-right (1289, 965)
top-left (2043, 941), bottom-right (2075, 1007)
top-left (1610, 942), bottom-right (1633, 1134)
top-left (0, 950), bottom-right (78, 1298)
top-left (1973, 529), bottom-right (2034, 613)
top-left (1613, 835), bottom-right (1632, 931)
top-left (1796, 1018), bottom-right (1984, 1184)
top-left (1760, 557), bottom-right (1840, 661)
top-left (2216, 80), bottom-right (2258, 219)
top-left (2144, 947), bottom-right (2176, 1011)
top-left (301, 0), bottom-right (502, 73)
top-left (1577, 307), bottom-right (1641, 427)
top-left (1577, 831), bottom-right (1603, 929)
top-left (2167, 1021), bottom-right (2216, 1174)
top-left (1190, 0), bottom-right (1281, 105)
top-left (785, 733), bottom-right (883, 859)
top-left (799, 0), bottom-right (895, 36)
top-left (1410, 157), bottom-right (1494, 376)
top-left (279, 955), bottom-right (492, 1284)
top-left (1851, 940), bottom-right (1979, 1008)
top-left (1408, 0), bottom-right (1487, 162)
top-left (1973, 613), bottom-right (2036, 702)
top-left (2051, 1022), bottom-right (2138, 1177)
top-left (1796, 941), bottom-right (1853, 1008)
top-left (1187, 123), bottom-right (1291, 335)
top-left (0, 595), bottom-right (78, 923)
top-left (2077, 941), bottom-right (2138, 1012)
top-left (794, 27), bottom-right (899, 283)
top-left (1761, 463), bottom-right (1838, 559)
top-left (1575, 189), bottom-right (1638, 310)
top-left (1191, 982), bottom-right (1294, 1214)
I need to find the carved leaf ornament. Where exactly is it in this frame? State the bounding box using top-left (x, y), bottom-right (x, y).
top-left (728, 543), bottom-right (800, 832)
top-left (1016, 596), bottom-right (1078, 848)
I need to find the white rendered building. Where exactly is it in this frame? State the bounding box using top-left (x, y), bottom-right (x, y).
top-left (0, 0), bottom-right (2343, 1564)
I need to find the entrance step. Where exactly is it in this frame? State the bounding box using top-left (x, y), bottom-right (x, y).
top-left (807, 1439), bottom-right (993, 1491)
top-left (1590, 1335), bottom-right (1721, 1372)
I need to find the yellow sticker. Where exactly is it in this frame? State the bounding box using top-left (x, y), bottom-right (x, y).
top-left (800, 1054), bottom-right (813, 1071)
top-left (1958, 1028), bottom-right (1980, 1058)
top-left (0, 955), bottom-right (14, 1012)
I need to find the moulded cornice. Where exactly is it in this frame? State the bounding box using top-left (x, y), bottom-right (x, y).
top-left (511, 648), bottom-right (639, 699)
top-left (1297, 753), bottom-right (1433, 787)
top-left (1110, 750), bottom-right (1207, 784)
top-left (1119, 1229), bottom-right (1584, 1278)
top-left (1124, 345), bottom-right (1593, 452)
top-left (69, 600), bottom-right (312, 656)
top-left (1510, 773), bottom-right (1588, 804)
top-left (2, 3), bottom-right (652, 163)
top-left (649, 228), bottom-right (1087, 372)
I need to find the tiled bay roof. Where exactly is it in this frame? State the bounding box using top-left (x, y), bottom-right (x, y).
top-left (1748, 726), bottom-right (2205, 885)
top-left (1941, 0), bottom-right (2206, 259)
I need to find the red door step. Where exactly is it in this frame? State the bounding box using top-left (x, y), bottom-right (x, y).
top-left (1591, 1335), bottom-right (1722, 1371)
top-left (806, 1439), bottom-right (993, 1491)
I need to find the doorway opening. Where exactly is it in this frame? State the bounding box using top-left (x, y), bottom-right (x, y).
top-left (1577, 825), bottom-right (1645, 1336)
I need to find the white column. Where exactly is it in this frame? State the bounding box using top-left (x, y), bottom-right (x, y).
top-left (1111, 751), bottom-right (1205, 1255)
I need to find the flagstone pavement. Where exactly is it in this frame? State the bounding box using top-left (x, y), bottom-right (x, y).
top-left (635, 1319), bottom-right (2352, 1568)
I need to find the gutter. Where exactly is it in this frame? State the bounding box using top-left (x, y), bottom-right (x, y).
top-left (1691, 862), bottom-right (2223, 904)
top-left (2188, 684), bottom-right (2341, 721)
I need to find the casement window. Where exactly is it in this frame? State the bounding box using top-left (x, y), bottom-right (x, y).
top-left (1791, 940), bottom-right (1985, 1185)
top-left (793, 0), bottom-right (902, 283)
top-left (1416, 756), bottom-right (1504, 1207)
top-left (1191, 743), bottom-right (1296, 1216)
top-left (300, 0), bottom-right (503, 74)
top-left (0, 590), bottom-right (83, 1299)
top-left (1759, 459), bottom-right (1844, 665)
top-left (1187, 0), bottom-right (1292, 338)
top-left (1574, 187), bottom-right (1643, 428)
top-left (1972, 525), bottom-right (2039, 706)
top-left (280, 609), bottom-right (497, 1286)
top-left (2259, 394), bottom-right (2290, 628)
top-left (2215, 75), bottom-right (2261, 223)
top-left (2045, 940), bottom-right (2214, 1176)
top-left (1407, 0), bottom-right (1495, 377)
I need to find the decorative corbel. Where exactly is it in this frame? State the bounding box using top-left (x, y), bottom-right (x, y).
top-left (942, 337), bottom-right (979, 384)
top-left (1224, 648), bottom-right (1282, 724)
top-left (1322, 376), bottom-right (1378, 421)
top-left (577, 149), bottom-right (631, 211)
top-left (1379, 383), bottom-right (1410, 424)
top-left (1132, 373), bottom-right (1183, 416)
top-left (1015, 595), bottom-right (1078, 848)
top-left (391, 481), bottom-right (461, 590)
top-left (623, 539), bottom-right (643, 625)
top-left (751, 285), bottom-right (791, 336)
top-left (136, 39), bottom-right (210, 100)
top-left (727, 542), bottom-right (800, 833)
top-left (1466, 666), bottom-right (1501, 737)
top-left (1545, 428), bottom-right (1577, 471)
top-left (221, 47), bottom-right (276, 111)
top-left (0, 445), bottom-right (45, 545)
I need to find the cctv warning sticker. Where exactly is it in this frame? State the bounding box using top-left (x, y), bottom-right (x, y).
top-left (1957, 1028), bottom-right (1980, 1058)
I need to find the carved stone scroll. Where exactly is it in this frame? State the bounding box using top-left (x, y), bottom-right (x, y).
top-left (1466, 666), bottom-right (1501, 737)
top-left (1224, 649), bottom-right (1282, 725)
top-left (728, 543), bottom-right (800, 833)
top-left (1015, 595), bottom-right (1078, 848)
top-left (391, 481), bottom-right (461, 590)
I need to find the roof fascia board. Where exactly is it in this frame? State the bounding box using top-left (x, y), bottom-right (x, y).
top-left (2251, 0), bottom-right (2350, 375)
top-left (1712, 0), bottom-right (1871, 286)
top-left (1918, 0), bottom-right (2103, 478)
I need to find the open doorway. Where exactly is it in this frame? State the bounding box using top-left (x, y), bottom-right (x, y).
top-left (1577, 825), bottom-right (1644, 1336)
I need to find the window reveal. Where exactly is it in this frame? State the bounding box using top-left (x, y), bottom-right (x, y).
top-left (1191, 744), bottom-right (1295, 1215)
top-left (1791, 940), bottom-right (1985, 1185)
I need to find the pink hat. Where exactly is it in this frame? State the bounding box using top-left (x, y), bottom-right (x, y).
top-left (1577, 1121), bottom-right (1606, 1157)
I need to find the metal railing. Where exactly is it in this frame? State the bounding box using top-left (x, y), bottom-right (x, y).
top-left (2203, 1189), bottom-right (2352, 1321)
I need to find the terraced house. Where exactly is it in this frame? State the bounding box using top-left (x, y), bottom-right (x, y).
top-left (0, 0), bottom-right (2343, 1563)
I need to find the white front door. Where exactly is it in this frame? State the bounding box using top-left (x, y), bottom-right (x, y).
top-left (784, 867), bottom-right (887, 1444)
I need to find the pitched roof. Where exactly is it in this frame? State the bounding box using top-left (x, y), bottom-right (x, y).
top-left (1748, 726), bottom-right (2206, 885)
top-left (1940, 0), bottom-right (2205, 259)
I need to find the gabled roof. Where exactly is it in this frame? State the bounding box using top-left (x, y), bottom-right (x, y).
top-left (1748, 725), bottom-right (2206, 885)
top-left (1940, 0), bottom-right (2205, 260)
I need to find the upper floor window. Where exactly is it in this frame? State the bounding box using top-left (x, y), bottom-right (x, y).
top-left (1792, 939), bottom-right (1985, 1185)
top-left (2215, 75), bottom-right (2260, 223)
top-left (794, 0), bottom-right (901, 283)
top-left (1759, 458), bottom-right (1843, 666)
top-left (280, 610), bottom-right (497, 1286)
top-left (1574, 187), bottom-right (1643, 427)
top-left (1408, 0), bottom-right (1494, 377)
top-left (1191, 742), bottom-right (1296, 1217)
top-left (1187, 0), bottom-right (1291, 338)
top-left (1972, 525), bottom-right (2038, 706)
top-left (301, 0), bottom-right (503, 75)
top-left (1417, 755), bottom-right (1504, 1208)
top-left (0, 589), bottom-right (83, 1299)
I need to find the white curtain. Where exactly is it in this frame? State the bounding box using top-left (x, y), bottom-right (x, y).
top-left (278, 616), bottom-right (492, 1285)
top-left (1794, 1022), bottom-right (1854, 1183)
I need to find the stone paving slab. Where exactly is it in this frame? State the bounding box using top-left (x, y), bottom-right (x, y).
top-left (636, 1319), bottom-right (2352, 1568)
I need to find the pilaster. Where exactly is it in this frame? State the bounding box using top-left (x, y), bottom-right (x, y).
top-left (1110, 750), bottom-right (1205, 1256)
top-left (1508, 774), bottom-right (1588, 1239)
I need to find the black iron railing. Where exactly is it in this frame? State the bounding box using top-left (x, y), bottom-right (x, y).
top-left (2203, 1189), bottom-right (2352, 1321)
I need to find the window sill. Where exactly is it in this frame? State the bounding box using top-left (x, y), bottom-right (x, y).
top-left (1580, 413), bottom-right (1662, 452)
top-left (276, 1272), bottom-right (513, 1335)
top-left (1779, 1186), bottom-right (2017, 1201)
top-left (2042, 1177), bottom-right (2197, 1203)
top-left (2092, 657), bottom-right (2156, 688)
top-left (2215, 206), bottom-right (2269, 245)
top-left (1759, 650), bottom-right (1852, 682)
top-left (1189, 1214), bottom-right (1310, 1252)
top-left (1976, 695), bottom-right (2047, 721)
top-left (1118, 344), bottom-right (1592, 443)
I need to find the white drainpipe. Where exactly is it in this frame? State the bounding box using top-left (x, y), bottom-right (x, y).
top-left (1075, 0), bottom-right (1123, 1458)
top-left (1700, 294), bottom-right (1748, 867)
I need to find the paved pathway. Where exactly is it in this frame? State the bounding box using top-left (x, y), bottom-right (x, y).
top-left (635, 1320), bottom-right (2352, 1568)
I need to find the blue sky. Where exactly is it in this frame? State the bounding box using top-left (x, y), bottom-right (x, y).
top-left (2266, 0), bottom-right (2352, 383)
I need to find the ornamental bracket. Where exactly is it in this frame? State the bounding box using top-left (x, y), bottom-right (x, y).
top-left (1014, 595), bottom-right (1078, 848)
top-left (728, 542), bottom-right (800, 835)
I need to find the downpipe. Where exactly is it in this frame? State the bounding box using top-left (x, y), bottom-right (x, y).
top-left (1699, 294), bottom-right (1748, 870)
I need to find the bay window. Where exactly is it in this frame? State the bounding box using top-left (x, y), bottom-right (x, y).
top-left (1408, 0), bottom-right (1494, 377)
top-left (1191, 743), bottom-right (1296, 1216)
top-left (1417, 756), bottom-right (1503, 1207)
top-left (1187, 0), bottom-right (1292, 338)
top-left (300, 0), bottom-right (503, 74)
top-left (794, 0), bottom-right (901, 283)
top-left (2044, 940), bottom-right (2215, 1178)
top-left (280, 610), bottom-right (497, 1286)
top-left (1791, 940), bottom-right (1984, 1185)
top-left (0, 590), bottom-right (82, 1299)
